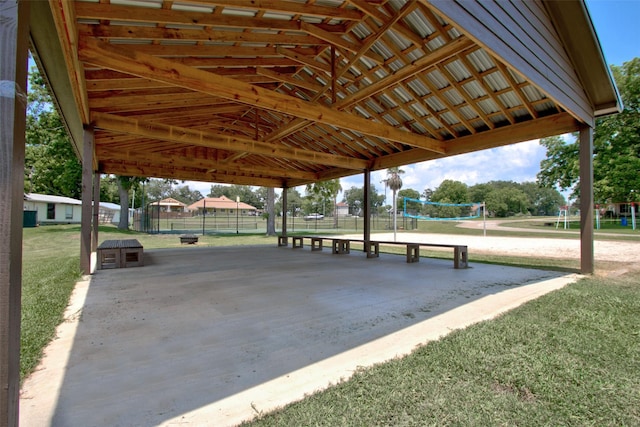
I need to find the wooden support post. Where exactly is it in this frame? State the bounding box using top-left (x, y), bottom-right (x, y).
top-left (80, 125), bottom-right (94, 275)
top-left (579, 124), bottom-right (594, 274)
top-left (363, 170), bottom-right (371, 252)
top-left (92, 171), bottom-right (100, 253)
top-left (281, 186), bottom-right (288, 237)
top-left (0, 1), bottom-right (29, 425)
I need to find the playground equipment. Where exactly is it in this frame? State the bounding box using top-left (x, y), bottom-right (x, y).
top-left (556, 206), bottom-right (568, 230)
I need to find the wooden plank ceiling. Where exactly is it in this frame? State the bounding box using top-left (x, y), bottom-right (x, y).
top-left (51, 0), bottom-right (581, 188)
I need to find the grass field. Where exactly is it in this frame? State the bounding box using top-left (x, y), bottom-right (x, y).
top-left (20, 223), bottom-right (640, 425)
top-left (242, 273), bottom-right (640, 426)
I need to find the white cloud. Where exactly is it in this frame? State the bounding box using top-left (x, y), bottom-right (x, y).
top-left (181, 138), bottom-right (551, 204)
top-left (340, 139), bottom-right (547, 204)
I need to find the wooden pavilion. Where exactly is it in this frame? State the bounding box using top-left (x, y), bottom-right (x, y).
top-left (1, 1), bottom-right (621, 424)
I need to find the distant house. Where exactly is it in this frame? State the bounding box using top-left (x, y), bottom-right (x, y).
top-left (598, 202), bottom-right (639, 219)
top-left (336, 202), bottom-right (349, 217)
top-left (188, 196), bottom-right (257, 216)
top-left (149, 197), bottom-right (188, 213)
top-left (23, 193), bottom-right (82, 224)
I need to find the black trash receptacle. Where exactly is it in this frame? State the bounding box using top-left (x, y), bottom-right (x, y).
top-left (23, 210), bottom-right (38, 227)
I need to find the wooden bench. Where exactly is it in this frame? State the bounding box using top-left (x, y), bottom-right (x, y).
top-left (180, 234), bottom-right (199, 244)
top-left (277, 235), bottom-right (468, 269)
top-left (97, 239), bottom-right (144, 270)
top-left (375, 240), bottom-right (468, 268)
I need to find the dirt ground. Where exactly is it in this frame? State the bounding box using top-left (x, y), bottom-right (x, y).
top-left (342, 228), bottom-right (640, 276)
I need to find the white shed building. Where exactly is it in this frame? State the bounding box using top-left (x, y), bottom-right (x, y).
top-left (23, 193), bottom-right (82, 225)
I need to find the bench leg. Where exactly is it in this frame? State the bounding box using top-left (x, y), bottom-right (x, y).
top-left (332, 239), bottom-right (350, 254)
top-left (406, 244), bottom-right (419, 263)
top-left (454, 246), bottom-right (468, 269)
top-left (311, 238), bottom-right (323, 251)
top-left (98, 248), bottom-right (120, 270)
top-left (121, 248), bottom-right (143, 268)
top-left (292, 237), bottom-right (303, 249)
top-left (278, 236), bottom-right (289, 247)
top-left (366, 241), bottom-right (379, 258)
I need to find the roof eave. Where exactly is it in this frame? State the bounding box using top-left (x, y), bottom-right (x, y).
top-left (544, 0), bottom-right (623, 118)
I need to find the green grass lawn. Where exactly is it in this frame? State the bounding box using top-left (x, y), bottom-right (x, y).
top-left (20, 224), bottom-right (640, 425)
top-left (243, 273), bottom-right (640, 426)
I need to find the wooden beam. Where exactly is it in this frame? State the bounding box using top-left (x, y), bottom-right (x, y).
top-left (92, 172), bottom-right (100, 253)
top-left (78, 24), bottom-right (322, 46)
top-left (92, 112), bottom-right (368, 170)
top-left (185, 0), bottom-right (364, 21)
top-left (95, 146), bottom-right (318, 180)
top-left (363, 169), bottom-right (371, 248)
top-left (0, 1), bottom-right (28, 425)
top-left (75, 3), bottom-right (303, 31)
top-left (101, 161), bottom-right (285, 187)
top-left (337, 36), bottom-right (475, 109)
top-left (579, 124), bottom-right (594, 274)
top-left (49, 0), bottom-right (90, 123)
top-left (263, 36), bottom-right (473, 144)
top-left (371, 112), bottom-right (580, 170)
top-left (80, 126), bottom-right (94, 275)
top-left (78, 39), bottom-right (447, 154)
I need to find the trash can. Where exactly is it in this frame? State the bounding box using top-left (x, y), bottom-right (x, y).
top-left (23, 210), bottom-right (38, 227)
top-left (621, 217), bottom-right (628, 226)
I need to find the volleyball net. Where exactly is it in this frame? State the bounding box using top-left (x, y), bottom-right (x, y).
top-left (403, 197), bottom-right (484, 221)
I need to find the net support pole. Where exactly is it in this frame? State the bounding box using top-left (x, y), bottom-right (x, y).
top-left (483, 202), bottom-right (486, 237)
top-left (632, 204), bottom-right (636, 231)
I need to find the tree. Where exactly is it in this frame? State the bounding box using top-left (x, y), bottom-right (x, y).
top-left (146, 178), bottom-right (176, 202)
top-left (537, 135), bottom-right (579, 197)
top-left (25, 67), bottom-right (82, 198)
top-left (520, 182), bottom-right (565, 216)
top-left (343, 185), bottom-right (385, 216)
top-left (484, 187), bottom-right (530, 217)
top-left (276, 188), bottom-right (304, 217)
top-left (169, 185), bottom-right (203, 205)
top-left (116, 176), bottom-right (146, 229)
top-left (306, 179), bottom-right (342, 226)
top-left (265, 187), bottom-right (276, 236)
top-left (431, 180), bottom-right (469, 204)
top-left (384, 167), bottom-right (404, 240)
top-left (208, 184), bottom-right (262, 208)
top-left (397, 188), bottom-right (420, 215)
top-left (538, 58), bottom-right (640, 204)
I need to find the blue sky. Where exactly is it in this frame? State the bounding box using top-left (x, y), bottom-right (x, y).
top-left (188, 1), bottom-right (639, 203)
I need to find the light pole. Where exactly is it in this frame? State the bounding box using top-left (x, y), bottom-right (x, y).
top-left (236, 196), bottom-right (240, 234)
top-left (355, 200), bottom-right (360, 231)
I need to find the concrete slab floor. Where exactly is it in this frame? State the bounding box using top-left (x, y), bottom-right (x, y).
top-left (20, 245), bottom-right (578, 427)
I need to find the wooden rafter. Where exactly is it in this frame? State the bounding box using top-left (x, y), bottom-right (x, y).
top-left (91, 112), bottom-right (369, 170)
top-left (79, 38), bottom-right (447, 154)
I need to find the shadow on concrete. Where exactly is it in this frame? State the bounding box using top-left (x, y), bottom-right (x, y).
top-left (32, 245), bottom-right (565, 426)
